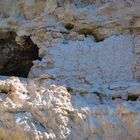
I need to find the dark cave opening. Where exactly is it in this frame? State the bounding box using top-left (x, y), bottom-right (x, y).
top-left (0, 33), bottom-right (40, 78)
top-left (65, 23), bottom-right (74, 30)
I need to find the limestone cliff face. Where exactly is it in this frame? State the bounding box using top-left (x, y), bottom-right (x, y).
top-left (0, 0), bottom-right (140, 140)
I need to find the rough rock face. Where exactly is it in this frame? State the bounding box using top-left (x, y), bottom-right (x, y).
top-left (0, 0), bottom-right (140, 140)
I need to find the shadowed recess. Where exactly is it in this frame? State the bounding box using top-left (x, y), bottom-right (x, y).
top-left (0, 32), bottom-right (40, 77)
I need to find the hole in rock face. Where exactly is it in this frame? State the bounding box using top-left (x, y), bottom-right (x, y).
top-left (127, 95), bottom-right (139, 101)
top-left (0, 33), bottom-right (40, 78)
top-left (65, 23), bottom-right (74, 30)
top-left (78, 28), bottom-right (105, 42)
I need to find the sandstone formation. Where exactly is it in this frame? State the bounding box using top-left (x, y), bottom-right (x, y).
top-left (0, 0), bottom-right (140, 140)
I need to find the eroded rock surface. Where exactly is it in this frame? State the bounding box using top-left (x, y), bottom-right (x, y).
top-left (0, 0), bottom-right (140, 140)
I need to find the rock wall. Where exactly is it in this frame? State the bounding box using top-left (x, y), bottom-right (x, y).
top-left (0, 0), bottom-right (140, 140)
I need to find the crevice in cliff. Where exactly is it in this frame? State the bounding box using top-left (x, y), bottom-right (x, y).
top-left (77, 28), bottom-right (105, 42)
top-left (65, 23), bottom-right (74, 30)
top-left (127, 94), bottom-right (140, 101)
top-left (68, 87), bottom-right (140, 104)
top-left (0, 32), bottom-right (40, 78)
top-left (64, 22), bottom-right (106, 42)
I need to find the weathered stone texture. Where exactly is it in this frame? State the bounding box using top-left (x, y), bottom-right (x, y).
top-left (0, 0), bottom-right (140, 140)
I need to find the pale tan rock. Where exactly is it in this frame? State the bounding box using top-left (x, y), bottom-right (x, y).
top-left (0, 77), bottom-right (28, 105)
top-left (0, 0), bottom-right (140, 140)
top-left (45, 0), bottom-right (57, 14)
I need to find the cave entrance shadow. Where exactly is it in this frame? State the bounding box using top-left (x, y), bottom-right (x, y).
top-left (0, 32), bottom-right (40, 78)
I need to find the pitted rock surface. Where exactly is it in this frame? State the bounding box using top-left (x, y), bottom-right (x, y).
top-left (0, 0), bottom-right (140, 140)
